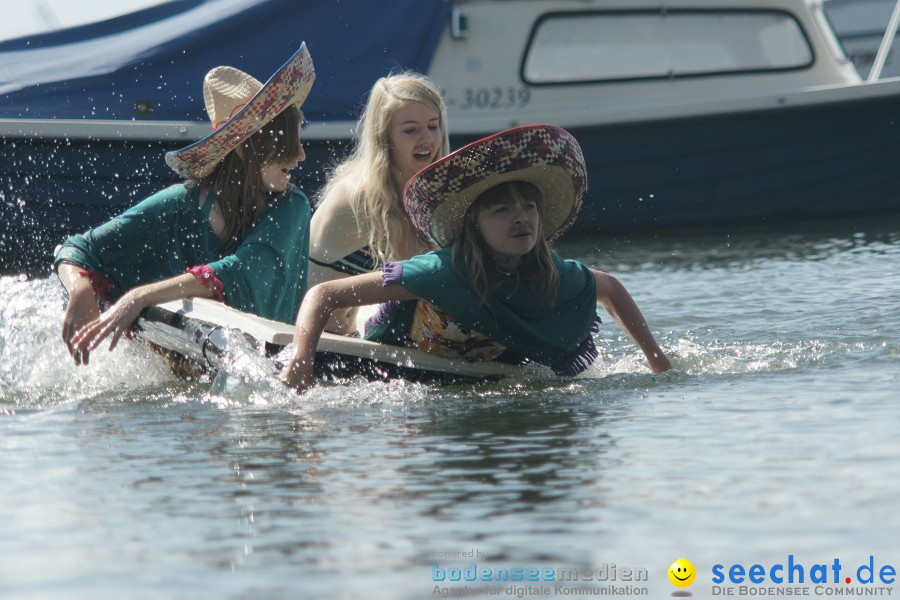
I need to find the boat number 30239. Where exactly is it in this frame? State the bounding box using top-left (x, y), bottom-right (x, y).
top-left (454, 86), bottom-right (531, 110)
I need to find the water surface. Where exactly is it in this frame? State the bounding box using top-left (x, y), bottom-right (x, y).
top-left (2, 217), bottom-right (898, 599)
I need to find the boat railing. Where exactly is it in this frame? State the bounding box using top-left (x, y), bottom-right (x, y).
top-left (868, 0), bottom-right (900, 80)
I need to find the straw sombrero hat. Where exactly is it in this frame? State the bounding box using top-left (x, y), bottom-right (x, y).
top-left (166, 43), bottom-right (315, 179)
top-left (403, 124), bottom-right (587, 248)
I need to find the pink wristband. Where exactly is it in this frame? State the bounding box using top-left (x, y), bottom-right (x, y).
top-left (186, 265), bottom-right (226, 302)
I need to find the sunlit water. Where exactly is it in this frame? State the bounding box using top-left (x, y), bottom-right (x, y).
top-left (1, 217), bottom-right (899, 600)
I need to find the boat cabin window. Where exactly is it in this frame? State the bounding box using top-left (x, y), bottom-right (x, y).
top-left (522, 10), bottom-right (814, 84)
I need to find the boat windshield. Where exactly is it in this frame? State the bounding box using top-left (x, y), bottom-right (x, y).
top-left (523, 9), bottom-right (814, 84)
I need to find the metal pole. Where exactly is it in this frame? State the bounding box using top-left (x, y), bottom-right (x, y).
top-left (868, 0), bottom-right (900, 81)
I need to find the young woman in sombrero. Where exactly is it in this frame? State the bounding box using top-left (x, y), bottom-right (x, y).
top-left (281, 124), bottom-right (671, 393)
top-left (55, 44), bottom-right (316, 366)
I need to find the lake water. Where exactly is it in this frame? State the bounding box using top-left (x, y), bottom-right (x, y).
top-left (1, 216), bottom-right (898, 600)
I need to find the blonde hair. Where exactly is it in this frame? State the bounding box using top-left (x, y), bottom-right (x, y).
top-left (452, 181), bottom-right (559, 304)
top-left (316, 71), bottom-right (450, 263)
top-left (202, 106), bottom-right (303, 255)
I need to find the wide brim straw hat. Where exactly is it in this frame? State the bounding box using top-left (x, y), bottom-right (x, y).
top-left (166, 42), bottom-right (315, 180)
top-left (403, 124), bottom-right (587, 248)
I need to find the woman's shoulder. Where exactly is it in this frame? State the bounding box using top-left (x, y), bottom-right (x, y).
top-left (312, 177), bottom-right (360, 228)
top-left (552, 253), bottom-right (591, 274)
top-left (285, 185), bottom-right (312, 209)
top-left (124, 183), bottom-right (194, 216)
top-left (235, 187), bottom-right (310, 250)
top-left (152, 182), bottom-right (193, 201)
top-left (314, 176), bottom-right (359, 214)
top-left (309, 178), bottom-right (365, 258)
top-left (265, 185), bottom-right (312, 220)
top-left (551, 254), bottom-right (597, 294)
top-left (398, 248), bottom-right (454, 275)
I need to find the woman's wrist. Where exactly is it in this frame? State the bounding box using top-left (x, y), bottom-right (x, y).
top-left (647, 348), bottom-right (672, 373)
top-left (122, 287), bottom-right (150, 311)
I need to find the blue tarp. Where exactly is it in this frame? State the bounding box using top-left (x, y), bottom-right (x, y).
top-left (0, 0), bottom-right (453, 122)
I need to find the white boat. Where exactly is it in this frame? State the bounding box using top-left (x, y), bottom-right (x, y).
top-left (136, 298), bottom-right (532, 383)
top-left (3, 0), bottom-right (900, 271)
top-left (825, 0), bottom-right (900, 78)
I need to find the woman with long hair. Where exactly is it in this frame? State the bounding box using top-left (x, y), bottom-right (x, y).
top-left (55, 45), bottom-right (316, 365)
top-left (308, 71), bottom-right (450, 333)
top-left (283, 125), bottom-right (671, 393)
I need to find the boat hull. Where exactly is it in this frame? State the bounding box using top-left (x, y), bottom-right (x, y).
top-left (445, 86), bottom-right (900, 236)
top-left (562, 85), bottom-right (900, 234)
top-left (4, 83), bottom-right (900, 271)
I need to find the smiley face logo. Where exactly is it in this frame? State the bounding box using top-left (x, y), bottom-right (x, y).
top-left (668, 558), bottom-right (696, 588)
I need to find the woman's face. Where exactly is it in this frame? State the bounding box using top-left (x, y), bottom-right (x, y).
top-left (260, 143), bottom-right (305, 193)
top-left (475, 190), bottom-right (541, 259)
top-left (388, 100), bottom-right (442, 188)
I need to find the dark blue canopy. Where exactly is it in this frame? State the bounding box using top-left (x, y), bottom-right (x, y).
top-left (0, 0), bottom-right (452, 122)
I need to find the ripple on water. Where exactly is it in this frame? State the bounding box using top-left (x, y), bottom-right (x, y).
top-left (1, 220), bottom-right (899, 598)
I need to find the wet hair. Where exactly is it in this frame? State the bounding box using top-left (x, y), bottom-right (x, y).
top-left (316, 71), bottom-right (450, 263)
top-left (202, 105), bottom-right (303, 255)
top-left (452, 180), bottom-right (559, 304)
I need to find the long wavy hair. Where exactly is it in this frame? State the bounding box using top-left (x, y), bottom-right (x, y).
top-left (201, 105), bottom-right (303, 255)
top-left (452, 181), bottom-right (559, 304)
top-left (316, 71), bottom-right (450, 263)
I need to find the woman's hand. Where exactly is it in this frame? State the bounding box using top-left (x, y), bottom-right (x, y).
top-left (62, 282), bottom-right (101, 365)
top-left (278, 272), bottom-right (419, 394)
top-left (280, 353), bottom-right (316, 394)
top-left (646, 349), bottom-right (673, 374)
top-left (58, 270), bottom-right (217, 366)
top-left (70, 289), bottom-right (147, 360)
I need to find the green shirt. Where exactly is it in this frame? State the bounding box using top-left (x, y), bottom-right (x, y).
top-left (366, 248), bottom-right (601, 374)
top-left (54, 183), bottom-right (310, 324)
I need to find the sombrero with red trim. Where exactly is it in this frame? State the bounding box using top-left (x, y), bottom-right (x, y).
top-left (166, 43), bottom-right (315, 179)
top-left (403, 124), bottom-right (587, 248)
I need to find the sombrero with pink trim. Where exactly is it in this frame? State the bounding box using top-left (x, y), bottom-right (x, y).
top-left (403, 124), bottom-right (587, 248)
top-left (166, 43), bottom-right (315, 179)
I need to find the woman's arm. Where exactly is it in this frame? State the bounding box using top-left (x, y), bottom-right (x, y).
top-left (69, 273), bottom-right (216, 364)
top-left (591, 269), bottom-right (672, 374)
top-left (57, 262), bottom-right (103, 365)
top-left (281, 272), bottom-right (418, 393)
top-left (54, 185), bottom-right (201, 363)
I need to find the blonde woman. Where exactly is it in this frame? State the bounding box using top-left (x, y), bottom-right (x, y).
top-left (309, 71), bottom-right (450, 333)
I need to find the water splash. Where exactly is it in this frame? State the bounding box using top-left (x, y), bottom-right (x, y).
top-left (203, 328), bottom-right (292, 407)
top-left (0, 270), bottom-right (889, 411)
top-left (0, 275), bottom-right (176, 409)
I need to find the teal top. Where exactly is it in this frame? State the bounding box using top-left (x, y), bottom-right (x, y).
top-left (53, 183), bottom-right (311, 324)
top-left (365, 248), bottom-right (601, 375)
